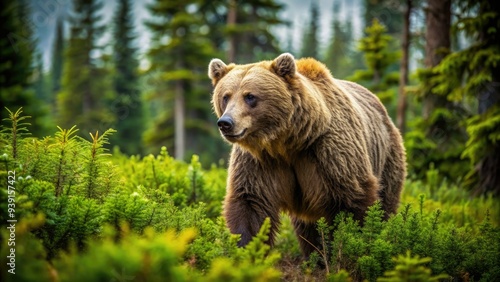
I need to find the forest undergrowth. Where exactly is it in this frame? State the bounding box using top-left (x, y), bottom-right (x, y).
top-left (1, 108), bottom-right (499, 282)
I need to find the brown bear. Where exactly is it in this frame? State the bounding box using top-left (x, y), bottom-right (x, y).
top-left (208, 53), bottom-right (406, 257)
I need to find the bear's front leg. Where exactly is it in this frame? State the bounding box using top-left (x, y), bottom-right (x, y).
top-left (292, 217), bottom-right (322, 258)
top-left (224, 192), bottom-right (280, 247)
top-left (223, 147), bottom-right (284, 247)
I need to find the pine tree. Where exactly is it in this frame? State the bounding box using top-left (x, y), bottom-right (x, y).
top-left (300, 1), bottom-right (320, 59)
top-left (110, 0), bottom-right (144, 155)
top-left (405, 0), bottom-right (467, 182)
top-left (56, 0), bottom-right (115, 136)
top-left (144, 0), bottom-right (220, 161)
top-left (349, 19), bottom-right (400, 115)
top-left (0, 1), bottom-right (47, 136)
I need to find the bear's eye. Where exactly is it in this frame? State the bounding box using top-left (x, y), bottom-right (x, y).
top-left (222, 95), bottom-right (229, 106)
top-left (244, 94), bottom-right (257, 107)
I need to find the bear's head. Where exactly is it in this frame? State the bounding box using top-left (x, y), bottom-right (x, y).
top-left (208, 53), bottom-right (298, 157)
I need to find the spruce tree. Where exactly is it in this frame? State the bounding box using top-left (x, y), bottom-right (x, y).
top-left (57, 0), bottom-right (115, 136)
top-left (432, 0), bottom-right (500, 195)
top-left (300, 1), bottom-right (320, 59)
top-left (0, 1), bottom-right (47, 136)
top-left (144, 0), bottom-right (219, 161)
top-left (405, 0), bottom-right (467, 182)
top-left (110, 0), bottom-right (144, 155)
top-left (349, 19), bottom-right (400, 115)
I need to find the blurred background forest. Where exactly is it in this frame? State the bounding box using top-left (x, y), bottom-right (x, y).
top-left (1, 0), bottom-right (499, 196)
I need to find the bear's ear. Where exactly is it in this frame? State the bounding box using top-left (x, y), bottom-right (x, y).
top-left (272, 53), bottom-right (296, 78)
top-left (208, 59), bottom-right (228, 85)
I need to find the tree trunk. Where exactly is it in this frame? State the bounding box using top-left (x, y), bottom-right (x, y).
top-left (396, 0), bottom-right (412, 134)
top-left (422, 0), bottom-right (451, 118)
top-left (173, 38), bottom-right (186, 161)
top-left (174, 79), bottom-right (185, 160)
top-left (226, 0), bottom-right (237, 63)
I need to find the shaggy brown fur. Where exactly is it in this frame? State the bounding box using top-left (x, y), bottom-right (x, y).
top-left (208, 53), bottom-right (406, 257)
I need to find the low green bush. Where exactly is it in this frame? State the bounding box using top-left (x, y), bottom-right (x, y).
top-left (1, 108), bottom-right (498, 281)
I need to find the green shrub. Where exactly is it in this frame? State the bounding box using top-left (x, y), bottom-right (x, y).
top-left (378, 251), bottom-right (448, 282)
top-left (1, 108), bottom-right (499, 281)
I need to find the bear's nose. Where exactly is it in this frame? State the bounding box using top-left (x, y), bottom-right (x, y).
top-left (217, 116), bottom-right (234, 132)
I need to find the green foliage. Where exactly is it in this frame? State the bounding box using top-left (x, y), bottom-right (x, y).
top-left (425, 0), bottom-right (500, 194)
top-left (462, 105), bottom-right (500, 164)
top-left (110, 0), bottom-right (145, 155)
top-left (463, 214), bottom-right (500, 281)
top-left (349, 19), bottom-right (400, 116)
top-left (378, 251), bottom-right (448, 282)
top-left (405, 29), bottom-right (468, 185)
top-left (403, 167), bottom-right (500, 226)
top-left (324, 202), bottom-right (499, 281)
top-left (293, 176), bottom-right (500, 281)
top-left (207, 223), bottom-right (282, 281)
top-left (1, 107), bottom-right (31, 160)
top-left (0, 108), bottom-right (282, 280)
top-left (0, 214), bottom-right (51, 282)
top-left (0, 1), bottom-right (48, 136)
top-left (78, 129), bottom-right (117, 199)
top-left (56, 0), bottom-right (116, 136)
top-left (231, 218), bottom-right (281, 278)
top-left (143, 0), bottom-right (226, 162)
top-left (274, 214), bottom-right (301, 261)
top-left (54, 227), bottom-right (197, 282)
top-left (327, 269), bottom-right (352, 282)
top-left (404, 108), bottom-right (469, 182)
top-left (1, 109), bottom-right (499, 281)
top-left (461, 105), bottom-right (500, 191)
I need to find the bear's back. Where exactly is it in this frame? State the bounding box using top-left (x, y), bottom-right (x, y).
top-left (295, 58), bottom-right (332, 82)
top-left (337, 79), bottom-right (397, 177)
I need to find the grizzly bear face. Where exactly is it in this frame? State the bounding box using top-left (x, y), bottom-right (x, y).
top-left (208, 54), bottom-right (298, 155)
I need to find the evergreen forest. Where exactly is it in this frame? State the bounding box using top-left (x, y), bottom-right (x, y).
top-left (1, 0), bottom-right (499, 281)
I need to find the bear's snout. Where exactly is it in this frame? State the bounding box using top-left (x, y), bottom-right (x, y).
top-left (217, 115), bottom-right (235, 133)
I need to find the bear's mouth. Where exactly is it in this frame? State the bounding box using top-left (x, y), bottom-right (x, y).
top-left (223, 129), bottom-right (247, 142)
